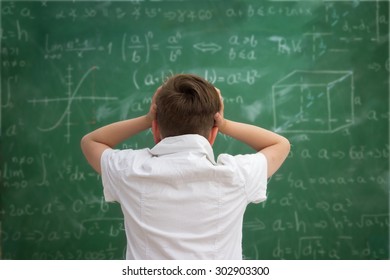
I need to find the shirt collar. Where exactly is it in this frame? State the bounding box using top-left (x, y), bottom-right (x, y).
top-left (149, 134), bottom-right (216, 164)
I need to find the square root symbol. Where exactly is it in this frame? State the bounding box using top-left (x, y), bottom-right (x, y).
top-left (272, 70), bottom-right (355, 133)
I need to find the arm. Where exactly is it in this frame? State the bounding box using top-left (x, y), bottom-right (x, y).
top-left (81, 115), bottom-right (153, 174)
top-left (214, 90), bottom-right (290, 178)
top-left (81, 88), bottom-right (160, 174)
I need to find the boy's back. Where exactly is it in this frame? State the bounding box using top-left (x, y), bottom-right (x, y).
top-left (101, 134), bottom-right (267, 259)
top-left (81, 74), bottom-right (290, 259)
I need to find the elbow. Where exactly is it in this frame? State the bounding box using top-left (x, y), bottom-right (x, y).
top-left (265, 136), bottom-right (291, 178)
top-left (80, 134), bottom-right (90, 156)
top-left (281, 136), bottom-right (291, 159)
top-left (283, 136), bottom-right (291, 153)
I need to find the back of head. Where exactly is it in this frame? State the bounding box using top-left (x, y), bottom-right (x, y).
top-left (156, 74), bottom-right (221, 139)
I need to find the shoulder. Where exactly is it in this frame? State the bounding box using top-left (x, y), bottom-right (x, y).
top-left (217, 152), bottom-right (268, 203)
top-left (101, 148), bottom-right (152, 170)
top-left (217, 152), bottom-right (266, 167)
top-left (216, 152), bottom-right (267, 182)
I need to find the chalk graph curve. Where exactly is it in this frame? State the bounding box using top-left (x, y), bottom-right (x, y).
top-left (38, 66), bottom-right (100, 132)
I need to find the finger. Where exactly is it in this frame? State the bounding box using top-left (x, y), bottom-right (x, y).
top-left (214, 112), bottom-right (222, 123)
top-left (150, 104), bottom-right (157, 118)
top-left (152, 86), bottom-right (162, 102)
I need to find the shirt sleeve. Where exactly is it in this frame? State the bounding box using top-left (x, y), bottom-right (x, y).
top-left (100, 148), bottom-right (119, 202)
top-left (234, 152), bottom-right (268, 204)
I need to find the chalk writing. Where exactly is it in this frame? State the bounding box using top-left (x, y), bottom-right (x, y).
top-left (1, 0), bottom-right (388, 260)
top-left (44, 34), bottom-right (113, 60)
top-left (122, 31), bottom-right (183, 63)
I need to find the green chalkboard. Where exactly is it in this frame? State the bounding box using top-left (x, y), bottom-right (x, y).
top-left (1, 0), bottom-right (389, 259)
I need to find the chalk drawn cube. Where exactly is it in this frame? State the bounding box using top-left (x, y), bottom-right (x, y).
top-left (272, 70), bottom-right (354, 133)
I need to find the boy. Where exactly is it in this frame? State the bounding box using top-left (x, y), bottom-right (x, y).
top-left (81, 74), bottom-right (290, 259)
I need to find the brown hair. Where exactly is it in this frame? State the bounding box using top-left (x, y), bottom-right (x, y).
top-left (156, 74), bottom-right (221, 139)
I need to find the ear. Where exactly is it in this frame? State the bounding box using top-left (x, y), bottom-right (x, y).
top-left (152, 120), bottom-right (162, 144)
top-left (207, 126), bottom-right (219, 146)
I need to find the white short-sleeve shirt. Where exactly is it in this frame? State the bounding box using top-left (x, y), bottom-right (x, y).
top-left (101, 134), bottom-right (267, 259)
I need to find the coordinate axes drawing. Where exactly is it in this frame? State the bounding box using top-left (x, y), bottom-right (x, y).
top-left (28, 65), bottom-right (118, 143)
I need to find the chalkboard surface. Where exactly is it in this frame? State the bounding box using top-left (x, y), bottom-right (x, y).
top-left (1, 0), bottom-right (389, 260)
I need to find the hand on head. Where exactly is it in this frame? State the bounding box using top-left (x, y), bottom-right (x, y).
top-left (147, 86), bottom-right (161, 123)
top-left (213, 87), bottom-right (226, 130)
